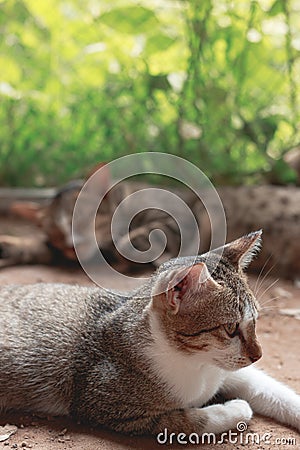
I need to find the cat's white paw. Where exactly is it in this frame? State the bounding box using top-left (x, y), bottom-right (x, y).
top-left (224, 399), bottom-right (253, 423)
top-left (202, 399), bottom-right (253, 435)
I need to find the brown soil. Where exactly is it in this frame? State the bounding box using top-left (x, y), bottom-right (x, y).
top-left (0, 218), bottom-right (299, 449)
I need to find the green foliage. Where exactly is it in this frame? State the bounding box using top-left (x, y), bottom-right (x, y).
top-left (0, 0), bottom-right (299, 186)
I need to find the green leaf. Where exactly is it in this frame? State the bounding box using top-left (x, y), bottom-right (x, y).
top-left (148, 74), bottom-right (171, 92)
top-left (145, 34), bottom-right (175, 55)
top-left (100, 6), bottom-right (158, 34)
top-left (268, 0), bottom-right (284, 17)
top-left (270, 159), bottom-right (297, 184)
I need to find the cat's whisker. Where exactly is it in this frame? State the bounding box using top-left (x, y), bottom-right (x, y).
top-left (257, 278), bottom-right (279, 301)
top-left (254, 260), bottom-right (276, 297)
top-left (254, 263), bottom-right (277, 297)
top-left (259, 295), bottom-right (280, 307)
top-left (260, 305), bottom-right (279, 311)
top-left (254, 254), bottom-right (273, 295)
top-left (260, 306), bottom-right (280, 314)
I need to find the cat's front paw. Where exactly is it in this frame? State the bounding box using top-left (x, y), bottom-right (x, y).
top-left (224, 399), bottom-right (253, 423)
top-left (202, 399), bottom-right (253, 435)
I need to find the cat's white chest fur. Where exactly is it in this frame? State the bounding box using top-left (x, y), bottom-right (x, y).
top-left (147, 313), bottom-right (226, 407)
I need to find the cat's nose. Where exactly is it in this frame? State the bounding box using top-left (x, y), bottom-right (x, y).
top-left (249, 354), bottom-right (261, 363)
top-left (248, 343), bottom-right (262, 363)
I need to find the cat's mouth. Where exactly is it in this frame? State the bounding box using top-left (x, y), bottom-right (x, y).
top-left (214, 355), bottom-right (260, 371)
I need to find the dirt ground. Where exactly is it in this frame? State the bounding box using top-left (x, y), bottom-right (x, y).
top-left (0, 218), bottom-right (299, 449)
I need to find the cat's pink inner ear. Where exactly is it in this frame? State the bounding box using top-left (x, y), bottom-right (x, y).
top-left (86, 161), bottom-right (108, 179)
top-left (166, 267), bottom-right (189, 314)
top-left (188, 262), bottom-right (220, 290)
top-left (166, 263), bottom-right (217, 313)
top-left (85, 162), bottom-right (111, 196)
top-left (191, 262), bottom-right (210, 284)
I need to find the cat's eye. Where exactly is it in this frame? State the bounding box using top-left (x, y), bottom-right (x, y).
top-left (224, 323), bottom-right (239, 337)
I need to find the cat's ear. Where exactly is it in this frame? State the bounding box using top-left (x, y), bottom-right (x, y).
top-left (152, 263), bottom-right (220, 314)
top-left (220, 230), bottom-right (262, 269)
top-left (85, 162), bottom-right (111, 196)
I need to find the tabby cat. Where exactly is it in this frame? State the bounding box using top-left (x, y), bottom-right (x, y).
top-left (0, 164), bottom-right (299, 277)
top-left (0, 231), bottom-right (299, 436)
